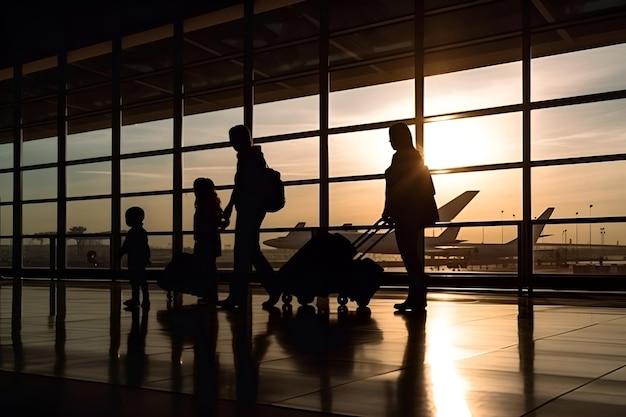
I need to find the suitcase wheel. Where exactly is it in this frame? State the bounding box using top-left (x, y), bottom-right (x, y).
top-left (337, 295), bottom-right (348, 306)
top-left (282, 293), bottom-right (293, 304)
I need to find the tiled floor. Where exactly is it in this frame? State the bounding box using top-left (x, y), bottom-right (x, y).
top-left (1, 279), bottom-right (626, 417)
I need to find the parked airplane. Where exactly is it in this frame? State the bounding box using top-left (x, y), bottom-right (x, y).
top-left (432, 207), bottom-right (555, 268)
top-left (262, 190), bottom-right (480, 253)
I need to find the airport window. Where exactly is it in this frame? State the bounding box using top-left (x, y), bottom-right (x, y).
top-left (182, 148), bottom-right (237, 189)
top-left (329, 129), bottom-right (394, 178)
top-left (1, 206), bottom-right (12, 235)
top-left (23, 167), bottom-right (57, 201)
top-left (329, 79), bottom-right (414, 128)
top-left (270, 184), bottom-right (319, 229)
top-left (258, 137), bottom-right (319, 182)
top-left (22, 202), bottom-right (57, 235)
top-left (532, 161), bottom-right (626, 219)
top-left (120, 155), bottom-right (173, 194)
top-left (531, 99), bottom-right (626, 161)
top-left (120, 115), bottom-right (173, 154)
top-left (0, 140), bottom-right (12, 170)
top-left (253, 95), bottom-right (319, 137)
top-left (121, 195), bottom-right (172, 233)
top-left (67, 117), bottom-right (112, 161)
top-left (182, 107), bottom-right (243, 147)
top-left (1, 1), bottom-right (625, 283)
top-left (433, 169), bottom-right (522, 223)
top-left (66, 199), bottom-right (111, 236)
top-left (531, 32), bottom-right (626, 102)
top-left (22, 126), bottom-right (57, 166)
top-left (0, 172), bottom-right (12, 203)
top-left (66, 237), bottom-right (110, 270)
top-left (66, 162), bottom-right (112, 198)
top-left (424, 112), bottom-right (523, 169)
top-left (329, 179), bottom-right (385, 227)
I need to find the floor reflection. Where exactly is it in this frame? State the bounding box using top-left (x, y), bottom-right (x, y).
top-left (2, 280), bottom-right (626, 417)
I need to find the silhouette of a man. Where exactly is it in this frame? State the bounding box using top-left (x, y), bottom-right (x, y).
top-left (217, 125), bottom-right (280, 310)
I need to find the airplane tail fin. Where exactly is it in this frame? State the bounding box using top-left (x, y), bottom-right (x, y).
top-left (533, 207), bottom-right (555, 243)
top-left (434, 226), bottom-right (462, 243)
top-left (437, 191), bottom-right (479, 222)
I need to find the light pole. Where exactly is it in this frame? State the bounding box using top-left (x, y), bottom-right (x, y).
top-left (575, 211), bottom-right (579, 263)
top-left (501, 210), bottom-right (504, 244)
top-left (589, 204), bottom-right (593, 264)
top-left (600, 227), bottom-right (605, 260)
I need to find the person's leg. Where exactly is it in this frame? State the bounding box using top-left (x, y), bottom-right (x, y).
top-left (248, 210), bottom-right (281, 307)
top-left (219, 212), bottom-right (254, 308)
top-left (124, 271), bottom-right (141, 307)
top-left (139, 269), bottom-right (150, 309)
top-left (394, 222), bottom-right (426, 311)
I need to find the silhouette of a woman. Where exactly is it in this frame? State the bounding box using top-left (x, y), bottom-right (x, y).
top-left (382, 123), bottom-right (438, 312)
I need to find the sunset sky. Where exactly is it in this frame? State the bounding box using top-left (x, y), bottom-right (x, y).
top-left (2, 42), bottom-right (626, 248)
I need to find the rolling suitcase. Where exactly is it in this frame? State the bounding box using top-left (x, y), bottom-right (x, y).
top-left (278, 218), bottom-right (392, 309)
top-left (159, 252), bottom-right (214, 301)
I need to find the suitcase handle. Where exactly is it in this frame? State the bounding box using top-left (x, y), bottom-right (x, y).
top-left (352, 218), bottom-right (394, 259)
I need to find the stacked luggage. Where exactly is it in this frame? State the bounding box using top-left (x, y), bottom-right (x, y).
top-left (277, 219), bottom-right (391, 310)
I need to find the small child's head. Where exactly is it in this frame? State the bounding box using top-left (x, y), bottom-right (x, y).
top-left (193, 177), bottom-right (216, 198)
top-left (125, 206), bottom-right (145, 228)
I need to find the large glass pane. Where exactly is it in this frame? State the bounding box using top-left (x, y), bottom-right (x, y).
top-left (183, 148), bottom-right (237, 189)
top-left (66, 237), bottom-right (110, 269)
top-left (329, 128), bottom-right (394, 178)
top-left (0, 172), bottom-right (12, 203)
top-left (424, 112), bottom-right (522, 169)
top-left (330, 179), bottom-right (386, 227)
top-left (424, 61), bottom-right (522, 116)
top-left (264, 184), bottom-right (318, 229)
top-left (532, 43), bottom-right (626, 102)
top-left (121, 117), bottom-right (173, 154)
top-left (534, 221), bottom-right (626, 276)
top-left (67, 115), bottom-right (112, 160)
top-left (143, 235), bottom-right (172, 269)
top-left (23, 202), bottom-right (56, 234)
top-left (183, 107), bottom-right (243, 147)
top-left (260, 137), bottom-right (319, 182)
top-left (121, 195), bottom-right (172, 232)
top-left (532, 161), bottom-right (626, 218)
top-left (0, 141), bottom-right (12, 169)
top-left (67, 162), bottom-right (111, 197)
top-left (434, 170), bottom-right (522, 223)
top-left (23, 239), bottom-right (51, 269)
top-left (1, 205), bottom-right (12, 236)
top-left (121, 155), bottom-right (172, 194)
top-left (23, 168), bottom-right (57, 200)
top-left (329, 79), bottom-right (414, 128)
top-left (0, 238), bottom-right (11, 267)
top-left (23, 125), bottom-right (57, 166)
top-left (253, 95), bottom-right (319, 137)
top-left (532, 99), bottom-right (626, 161)
top-left (67, 199), bottom-right (111, 234)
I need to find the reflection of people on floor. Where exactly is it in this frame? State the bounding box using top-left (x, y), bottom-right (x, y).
top-left (125, 307), bottom-right (149, 387)
top-left (518, 296), bottom-right (535, 410)
top-left (226, 310), bottom-right (259, 414)
top-left (392, 312), bottom-right (433, 417)
top-left (54, 282), bottom-right (67, 376)
top-left (192, 308), bottom-right (219, 416)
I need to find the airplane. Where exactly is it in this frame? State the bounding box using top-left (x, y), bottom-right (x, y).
top-left (262, 190), bottom-right (480, 253)
top-left (431, 207), bottom-right (555, 268)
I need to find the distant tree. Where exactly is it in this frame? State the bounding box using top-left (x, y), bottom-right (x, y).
top-left (69, 226), bottom-right (87, 254)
